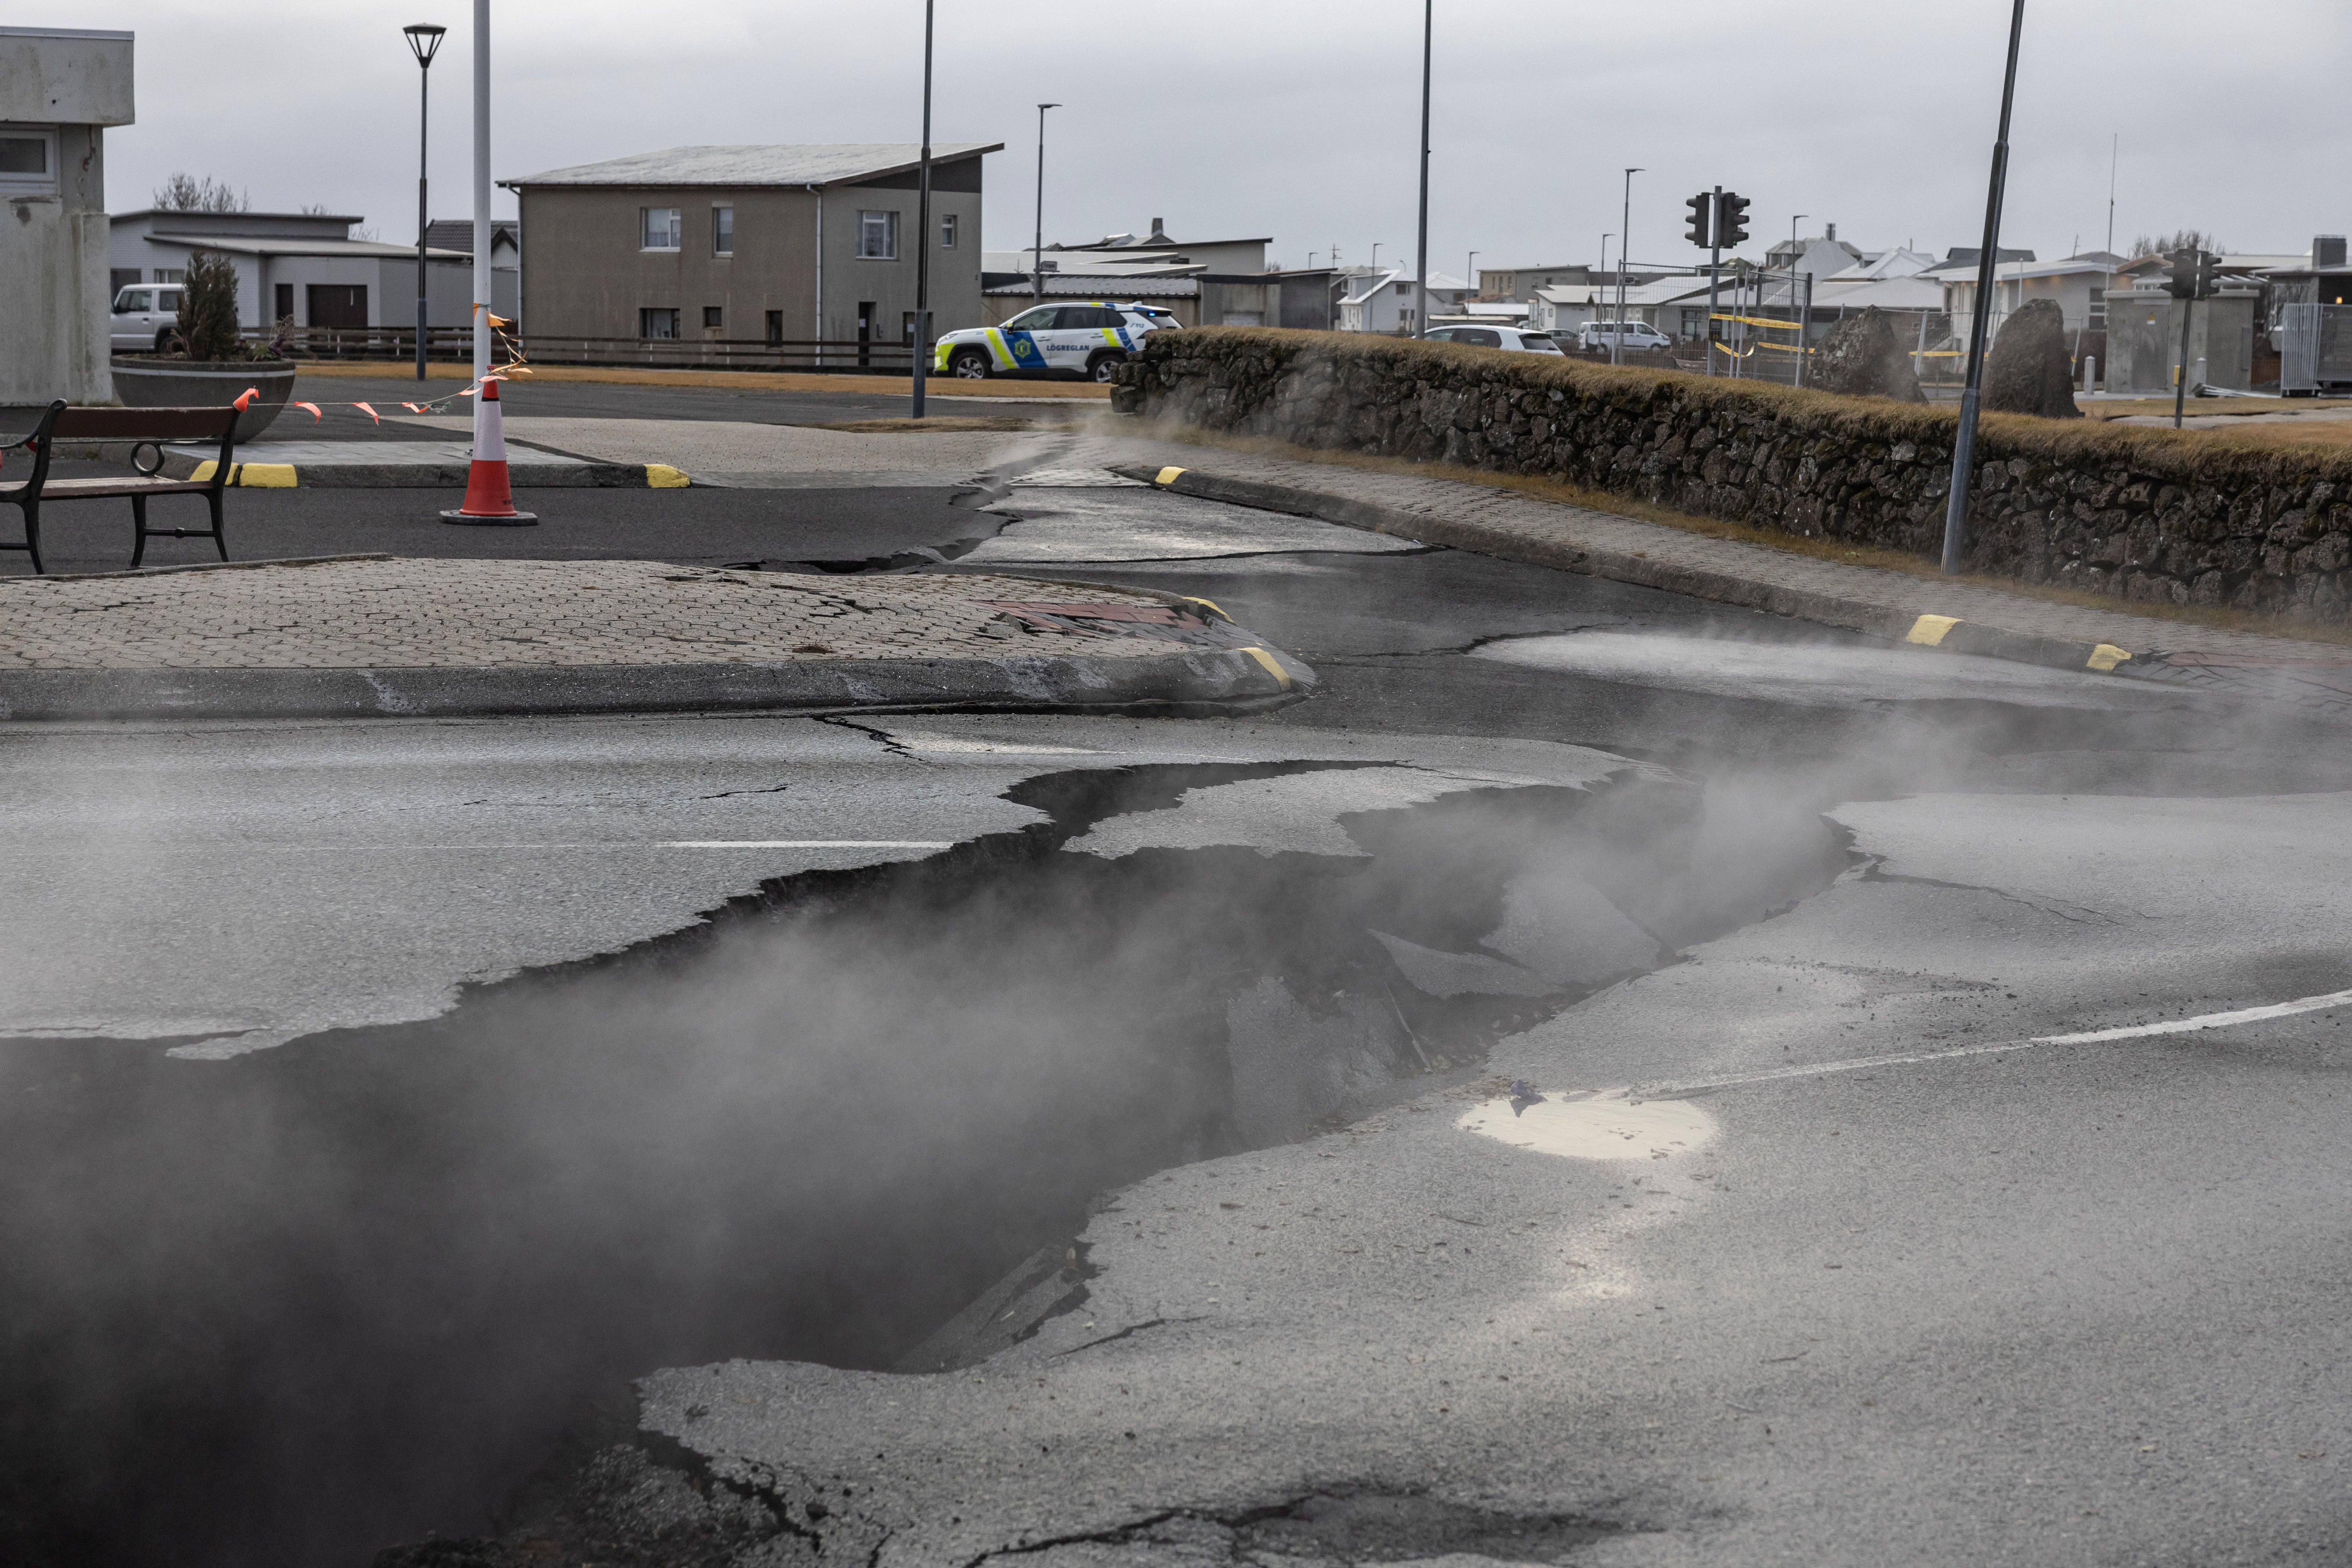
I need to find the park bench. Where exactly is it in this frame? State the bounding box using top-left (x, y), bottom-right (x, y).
top-left (1, 400), bottom-right (240, 574)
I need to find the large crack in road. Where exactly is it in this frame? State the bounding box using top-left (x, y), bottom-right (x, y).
top-left (0, 738), bottom-right (1851, 1568)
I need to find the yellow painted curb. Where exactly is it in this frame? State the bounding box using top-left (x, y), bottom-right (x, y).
top-left (191, 461), bottom-right (297, 487)
top-left (1905, 613), bottom-right (1960, 646)
top-left (1178, 595), bottom-right (1229, 621)
top-left (1154, 465), bottom-right (1188, 486)
top-left (1236, 646), bottom-right (1292, 690)
top-left (2086, 643), bottom-right (2132, 672)
top-left (645, 463), bottom-right (690, 488)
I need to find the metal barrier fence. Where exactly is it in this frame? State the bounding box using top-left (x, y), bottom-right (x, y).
top-left (237, 326), bottom-right (920, 373)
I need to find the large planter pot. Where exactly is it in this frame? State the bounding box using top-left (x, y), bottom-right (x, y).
top-left (109, 359), bottom-right (300, 443)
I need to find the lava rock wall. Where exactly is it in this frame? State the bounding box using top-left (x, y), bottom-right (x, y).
top-left (1113, 328), bottom-right (2352, 621)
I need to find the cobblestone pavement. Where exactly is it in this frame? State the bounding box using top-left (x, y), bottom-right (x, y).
top-left (0, 557), bottom-right (1205, 671)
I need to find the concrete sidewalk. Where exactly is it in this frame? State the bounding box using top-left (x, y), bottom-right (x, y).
top-left (1060, 429), bottom-right (2352, 712)
top-left (0, 555), bottom-right (1309, 722)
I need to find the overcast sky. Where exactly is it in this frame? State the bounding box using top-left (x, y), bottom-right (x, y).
top-left (98, 0), bottom-right (2352, 275)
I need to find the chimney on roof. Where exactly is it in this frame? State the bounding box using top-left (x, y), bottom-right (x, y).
top-left (1825, 222), bottom-right (1836, 242)
top-left (1147, 216), bottom-right (1171, 245)
top-left (2318, 235), bottom-right (2348, 269)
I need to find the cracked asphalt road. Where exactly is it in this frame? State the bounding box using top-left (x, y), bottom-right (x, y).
top-left (9, 442), bottom-right (2352, 1568)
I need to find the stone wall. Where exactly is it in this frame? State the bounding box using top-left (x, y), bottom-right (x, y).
top-left (1112, 327), bottom-right (2352, 621)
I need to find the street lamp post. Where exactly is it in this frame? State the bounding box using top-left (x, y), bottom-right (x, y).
top-left (1616, 168), bottom-right (1641, 365)
top-left (1031, 103), bottom-right (1060, 309)
top-left (1413, 0), bottom-right (1432, 342)
top-left (1788, 214), bottom-right (1807, 383)
top-left (403, 22), bottom-right (445, 383)
top-left (911, 0), bottom-right (935, 419)
top-left (1599, 233), bottom-right (1611, 342)
top-left (1941, 0), bottom-right (2029, 575)
top-left (1467, 250), bottom-right (1477, 299)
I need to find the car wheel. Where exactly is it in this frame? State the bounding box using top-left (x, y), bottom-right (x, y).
top-left (948, 348), bottom-right (993, 379)
top-left (1087, 350), bottom-right (1127, 383)
top-left (155, 328), bottom-right (174, 354)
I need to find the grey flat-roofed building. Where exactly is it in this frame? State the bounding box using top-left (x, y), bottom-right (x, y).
top-left (500, 142), bottom-right (1001, 354)
top-left (108, 209), bottom-right (486, 332)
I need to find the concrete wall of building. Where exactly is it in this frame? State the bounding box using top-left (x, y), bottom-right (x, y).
top-left (515, 178), bottom-right (983, 350)
top-left (2, 28), bottom-right (132, 403)
top-left (0, 122), bottom-right (111, 401)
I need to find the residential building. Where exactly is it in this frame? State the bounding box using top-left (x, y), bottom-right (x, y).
top-left (1933, 252), bottom-right (2117, 353)
top-left (499, 142), bottom-right (1001, 353)
top-left (424, 216), bottom-right (521, 320)
top-left (109, 208), bottom-right (476, 332)
top-left (1477, 262), bottom-right (1593, 303)
top-left (1336, 269), bottom-right (1468, 333)
top-left (3, 25), bottom-right (132, 404)
top-left (1010, 218), bottom-right (1273, 278)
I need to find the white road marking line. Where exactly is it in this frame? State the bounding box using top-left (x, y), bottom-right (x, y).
top-left (1639, 985), bottom-right (2352, 1098)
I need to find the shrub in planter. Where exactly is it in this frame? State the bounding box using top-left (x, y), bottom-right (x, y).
top-left (171, 250), bottom-right (243, 361)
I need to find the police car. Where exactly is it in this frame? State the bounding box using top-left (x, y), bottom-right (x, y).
top-left (933, 301), bottom-right (1180, 382)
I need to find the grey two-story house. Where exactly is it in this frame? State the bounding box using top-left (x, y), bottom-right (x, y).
top-left (499, 142), bottom-right (1000, 358)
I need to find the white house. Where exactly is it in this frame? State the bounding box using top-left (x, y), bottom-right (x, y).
top-left (1337, 268), bottom-right (1469, 333)
top-left (3, 25), bottom-right (134, 403)
top-left (1935, 253), bottom-right (2120, 348)
top-left (109, 208), bottom-right (486, 334)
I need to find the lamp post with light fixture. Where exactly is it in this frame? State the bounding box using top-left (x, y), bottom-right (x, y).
top-left (1031, 103), bottom-right (1060, 309)
top-left (403, 22), bottom-right (446, 382)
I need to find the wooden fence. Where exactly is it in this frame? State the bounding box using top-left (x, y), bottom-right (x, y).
top-left (240, 326), bottom-right (920, 374)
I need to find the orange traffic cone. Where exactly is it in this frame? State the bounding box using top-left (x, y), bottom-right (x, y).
top-left (439, 376), bottom-right (538, 526)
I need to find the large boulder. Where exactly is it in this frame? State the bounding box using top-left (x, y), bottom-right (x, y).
top-left (1983, 296), bottom-right (2082, 418)
top-left (1807, 306), bottom-right (1926, 402)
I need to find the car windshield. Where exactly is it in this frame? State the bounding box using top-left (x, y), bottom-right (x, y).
top-left (1003, 307), bottom-right (1058, 332)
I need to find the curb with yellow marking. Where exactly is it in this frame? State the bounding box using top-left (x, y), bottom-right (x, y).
top-left (1234, 646), bottom-right (1293, 690)
top-left (1906, 612), bottom-right (2132, 673)
top-left (187, 461), bottom-right (693, 490)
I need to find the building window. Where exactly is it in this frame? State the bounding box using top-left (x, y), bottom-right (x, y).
top-left (765, 310), bottom-right (783, 347)
top-left (712, 205), bottom-right (733, 255)
top-left (940, 212), bottom-right (958, 249)
top-left (154, 268), bottom-right (185, 284)
top-left (856, 210), bottom-right (898, 260)
top-left (640, 307), bottom-right (680, 339)
top-left (641, 208), bottom-right (681, 250)
top-left (2088, 285), bottom-right (2106, 330)
top-left (0, 125), bottom-right (57, 197)
top-left (703, 305), bottom-right (722, 329)
top-left (1395, 281), bottom-right (1410, 295)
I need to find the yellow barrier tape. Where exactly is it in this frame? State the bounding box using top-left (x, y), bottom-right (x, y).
top-left (1711, 312), bottom-right (1806, 331)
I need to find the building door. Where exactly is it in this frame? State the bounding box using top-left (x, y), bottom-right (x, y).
top-left (274, 283), bottom-right (294, 323)
top-left (857, 300), bottom-right (875, 365)
top-left (307, 284), bottom-right (368, 329)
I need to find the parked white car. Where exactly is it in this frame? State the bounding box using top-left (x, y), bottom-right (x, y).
top-left (933, 301), bottom-right (1180, 382)
top-left (1419, 325), bottom-right (1563, 354)
top-left (111, 284), bottom-right (185, 354)
top-left (1578, 320), bottom-right (1673, 354)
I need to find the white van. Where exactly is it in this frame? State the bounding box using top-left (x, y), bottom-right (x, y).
top-left (1579, 320), bottom-right (1672, 354)
top-left (111, 284), bottom-right (186, 354)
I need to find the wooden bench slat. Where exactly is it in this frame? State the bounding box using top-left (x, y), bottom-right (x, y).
top-left (35, 477), bottom-right (214, 497)
top-left (49, 407), bottom-right (241, 440)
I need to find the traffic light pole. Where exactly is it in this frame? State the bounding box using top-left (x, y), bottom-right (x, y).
top-left (2174, 283), bottom-right (2195, 429)
top-left (1706, 187), bottom-right (1722, 377)
top-left (1940, 0), bottom-right (2028, 577)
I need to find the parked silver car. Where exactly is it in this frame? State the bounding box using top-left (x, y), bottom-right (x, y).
top-left (1578, 320), bottom-right (1673, 354)
top-left (110, 284), bottom-right (185, 354)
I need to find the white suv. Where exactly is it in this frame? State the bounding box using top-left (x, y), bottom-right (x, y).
top-left (1579, 320), bottom-right (1673, 354)
top-left (111, 284), bottom-right (186, 354)
top-left (1419, 325), bottom-right (1564, 354)
top-left (934, 302), bottom-right (1180, 381)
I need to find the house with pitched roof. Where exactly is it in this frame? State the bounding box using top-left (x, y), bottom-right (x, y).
top-left (499, 142), bottom-right (1002, 356)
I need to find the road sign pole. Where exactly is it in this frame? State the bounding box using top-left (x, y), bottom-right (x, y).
top-left (1940, 0), bottom-right (2028, 576)
top-left (2174, 275), bottom-right (2195, 429)
top-left (912, 0), bottom-right (934, 419)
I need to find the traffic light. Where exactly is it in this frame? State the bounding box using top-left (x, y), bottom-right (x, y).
top-left (1718, 192), bottom-right (1751, 247)
top-left (2165, 247), bottom-right (2201, 300)
top-left (1685, 192), bottom-right (1713, 249)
